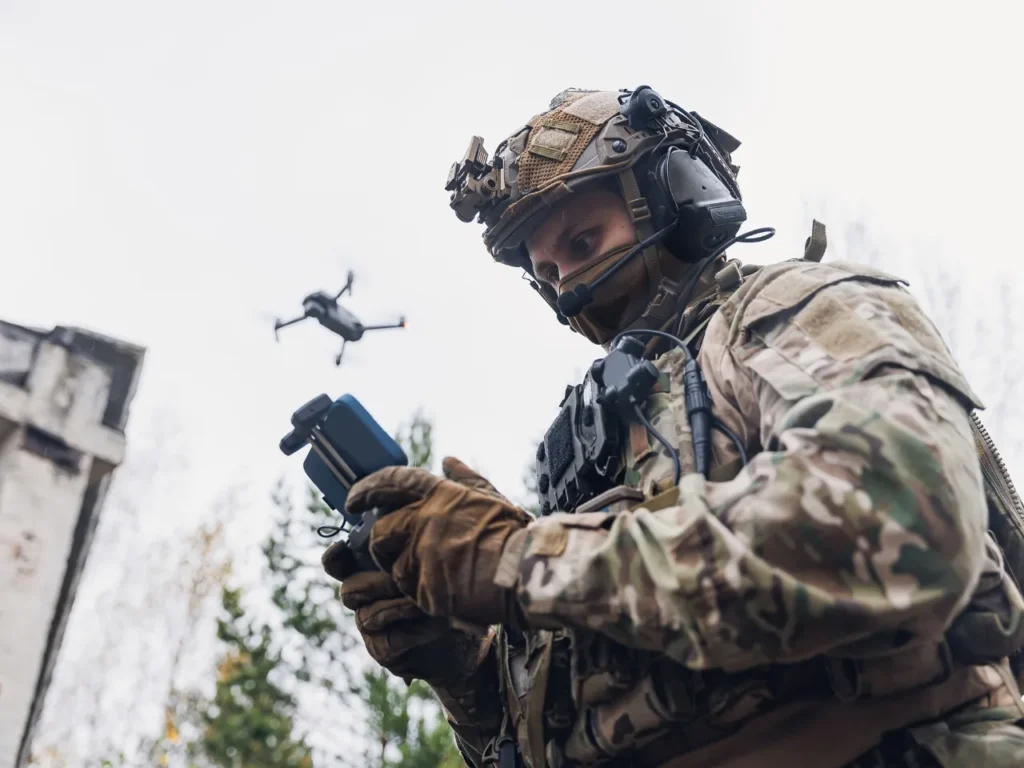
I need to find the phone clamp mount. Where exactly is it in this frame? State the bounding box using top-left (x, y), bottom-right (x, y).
top-left (279, 393), bottom-right (408, 576)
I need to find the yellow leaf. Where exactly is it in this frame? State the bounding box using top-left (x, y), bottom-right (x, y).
top-left (164, 710), bottom-right (180, 744)
top-left (216, 650), bottom-right (251, 681)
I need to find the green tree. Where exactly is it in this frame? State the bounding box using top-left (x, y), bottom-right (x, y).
top-left (353, 410), bottom-right (463, 767)
top-left (194, 409), bottom-right (462, 768)
top-left (193, 477), bottom-right (363, 767)
top-left (395, 682), bottom-right (465, 768)
top-left (356, 668), bottom-right (462, 767)
top-left (201, 587), bottom-right (313, 767)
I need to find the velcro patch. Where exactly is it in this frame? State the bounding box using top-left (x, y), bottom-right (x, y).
top-left (560, 90), bottom-right (623, 125)
top-left (744, 346), bottom-right (819, 400)
top-left (740, 262), bottom-right (905, 331)
top-left (529, 122), bottom-right (580, 162)
top-left (792, 291), bottom-right (885, 362)
top-left (528, 523), bottom-right (569, 557)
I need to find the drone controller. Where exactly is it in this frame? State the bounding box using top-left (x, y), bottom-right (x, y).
top-left (279, 393), bottom-right (408, 577)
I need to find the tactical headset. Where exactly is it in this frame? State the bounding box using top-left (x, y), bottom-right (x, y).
top-left (447, 86), bottom-right (768, 327)
top-left (544, 86), bottom-right (754, 321)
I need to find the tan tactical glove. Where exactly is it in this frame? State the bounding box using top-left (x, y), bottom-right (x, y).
top-left (322, 457), bottom-right (507, 686)
top-left (345, 456), bottom-right (533, 629)
top-left (331, 568), bottom-right (490, 686)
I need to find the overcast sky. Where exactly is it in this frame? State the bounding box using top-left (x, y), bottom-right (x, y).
top-left (2, 0), bottom-right (1024, 540)
top-left (4, 0), bottom-right (1024, 761)
top-left (2, 0), bottom-right (1022, 535)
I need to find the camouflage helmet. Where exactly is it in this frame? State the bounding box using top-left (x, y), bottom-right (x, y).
top-left (446, 86), bottom-right (745, 339)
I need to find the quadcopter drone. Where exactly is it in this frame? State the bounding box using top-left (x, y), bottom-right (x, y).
top-left (274, 270), bottom-right (406, 365)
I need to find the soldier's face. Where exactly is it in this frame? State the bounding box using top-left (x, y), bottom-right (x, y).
top-left (526, 186), bottom-right (637, 288)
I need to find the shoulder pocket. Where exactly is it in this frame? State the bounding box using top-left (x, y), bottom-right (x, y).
top-left (740, 260), bottom-right (906, 332)
top-left (736, 262), bottom-right (983, 409)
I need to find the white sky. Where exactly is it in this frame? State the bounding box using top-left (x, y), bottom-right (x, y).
top-left (3, 1), bottom-right (1021, 517)
top-left (3, 0), bottom-right (1024, 760)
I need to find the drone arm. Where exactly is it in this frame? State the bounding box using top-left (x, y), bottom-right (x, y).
top-left (274, 313), bottom-right (309, 340)
top-left (361, 318), bottom-right (407, 332)
top-left (331, 271), bottom-right (355, 301)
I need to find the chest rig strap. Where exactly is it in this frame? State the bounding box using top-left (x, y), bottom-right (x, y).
top-left (490, 629), bottom-right (561, 768)
top-left (527, 632), bottom-right (555, 765)
top-left (624, 309), bottom-right (719, 480)
top-left (487, 628), bottom-right (524, 768)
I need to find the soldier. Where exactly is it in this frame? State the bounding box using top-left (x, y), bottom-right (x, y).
top-left (324, 87), bottom-right (1024, 767)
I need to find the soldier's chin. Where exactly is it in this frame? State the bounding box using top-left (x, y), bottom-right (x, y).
top-left (587, 295), bottom-right (633, 333)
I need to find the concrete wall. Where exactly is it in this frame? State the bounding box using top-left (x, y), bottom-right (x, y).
top-left (0, 322), bottom-right (144, 768)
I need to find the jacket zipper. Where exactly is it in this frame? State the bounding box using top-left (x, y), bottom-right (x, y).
top-left (971, 411), bottom-right (1024, 534)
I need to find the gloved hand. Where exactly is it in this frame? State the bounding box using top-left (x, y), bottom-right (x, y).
top-left (345, 456), bottom-right (533, 629)
top-left (322, 456), bottom-right (508, 686)
top-left (328, 566), bottom-right (491, 686)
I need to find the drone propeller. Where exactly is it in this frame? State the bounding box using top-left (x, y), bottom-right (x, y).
top-left (332, 269), bottom-right (356, 302)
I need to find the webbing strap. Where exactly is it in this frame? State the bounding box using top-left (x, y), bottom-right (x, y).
top-left (803, 219), bottom-right (828, 262)
top-left (617, 168), bottom-right (664, 289)
top-left (526, 631), bottom-right (554, 765)
top-left (496, 629), bottom-right (523, 729)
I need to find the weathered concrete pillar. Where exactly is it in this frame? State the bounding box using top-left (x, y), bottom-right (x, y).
top-left (0, 322), bottom-right (144, 768)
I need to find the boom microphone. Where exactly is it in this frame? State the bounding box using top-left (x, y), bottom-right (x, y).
top-left (556, 221), bottom-right (678, 318)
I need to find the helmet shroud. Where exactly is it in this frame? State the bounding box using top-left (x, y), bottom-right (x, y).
top-left (446, 87), bottom-right (743, 342)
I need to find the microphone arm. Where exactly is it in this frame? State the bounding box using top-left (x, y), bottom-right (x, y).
top-left (556, 221), bottom-right (678, 318)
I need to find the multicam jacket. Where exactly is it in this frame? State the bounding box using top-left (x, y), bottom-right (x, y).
top-left (432, 258), bottom-right (1024, 768)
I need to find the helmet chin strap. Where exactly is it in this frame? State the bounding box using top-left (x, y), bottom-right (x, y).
top-left (604, 273), bottom-right (720, 354)
top-left (605, 271), bottom-right (687, 352)
top-left (617, 167), bottom-right (664, 286)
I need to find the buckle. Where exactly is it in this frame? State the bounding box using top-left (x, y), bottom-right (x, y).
top-left (627, 197), bottom-right (651, 223)
top-left (482, 736), bottom-right (518, 768)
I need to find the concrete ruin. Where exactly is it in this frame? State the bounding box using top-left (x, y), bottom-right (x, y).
top-left (0, 321), bottom-right (144, 768)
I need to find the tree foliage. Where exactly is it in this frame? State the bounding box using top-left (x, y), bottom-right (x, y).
top-left (193, 409), bottom-right (461, 767)
top-left (201, 587), bottom-right (313, 767)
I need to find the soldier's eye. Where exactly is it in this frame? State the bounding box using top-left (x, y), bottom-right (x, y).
top-left (537, 264), bottom-right (558, 284)
top-left (568, 230), bottom-right (596, 261)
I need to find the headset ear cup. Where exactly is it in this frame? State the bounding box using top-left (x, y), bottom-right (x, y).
top-left (646, 147), bottom-right (745, 263)
top-left (634, 149), bottom-right (691, 261)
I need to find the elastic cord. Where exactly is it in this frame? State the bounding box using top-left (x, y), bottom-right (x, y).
top-left (678, 226), bottom-right (776, 312)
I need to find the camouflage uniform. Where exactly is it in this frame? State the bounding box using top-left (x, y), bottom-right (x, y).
top-left (431, 257), bottom-right (1024, 767)
top-left (427, 88), bottom-right (1024, 767)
